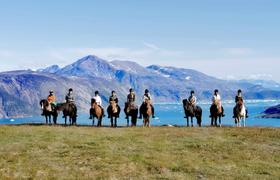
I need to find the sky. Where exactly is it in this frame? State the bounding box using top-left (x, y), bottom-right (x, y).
top-left (0, 0), bottom-right (280, 81)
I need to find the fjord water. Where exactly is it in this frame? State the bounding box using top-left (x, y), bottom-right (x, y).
top-left (1, 100), bottom-right (279, 127)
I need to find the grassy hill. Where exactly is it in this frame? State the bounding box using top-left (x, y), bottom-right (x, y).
top-left (0, 125), bottom-right (279, 179)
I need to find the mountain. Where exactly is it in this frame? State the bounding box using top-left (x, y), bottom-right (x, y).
top-left (262, 104), bottom-right (280, 118)
top-left (0, 54), bottom-right (280, 118)
top-left (38, 65), bottom-right (60, 74)
top-left (57, 55), bottom-right (116, 79)
top-left (238, 79), bottom-right (280, 91)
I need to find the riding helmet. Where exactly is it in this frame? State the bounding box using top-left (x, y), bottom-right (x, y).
top-left (190, 90), bottom-right (195, 94)
top-left (145, 89), bottom-right (149, 93)
top-left (214, 89), bottom-right (219, 93)
top-left (238, 89), bottom-right (242, 93)
top-left (49, 90), bottom-right (54, 94)
top-left (69, 88), bottom-right (73, 92)
top-left (95, 91), bottom-right (99, 95)
top-left (129, 88), bottom-right (134, 92)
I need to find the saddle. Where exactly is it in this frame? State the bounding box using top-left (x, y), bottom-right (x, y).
top-left (125, 102), bottom-right (137, 113)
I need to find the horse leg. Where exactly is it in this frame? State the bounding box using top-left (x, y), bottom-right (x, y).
top-left (127, 116), bottom-right (129, 127)
top-left (114, 117), bottom-right (117, 127)
top-left (64, 116), bottom-right (67, 126)
top-left (214, 117), bottom-right (218, 127)
top-left (53, 113), bottom-right (57, 125)
top-left (243, 117), bottom-right (246, 127)
top-left (110, 117), bottom-right (113, 127)
top-left (186, 117), bottom-right (189, 127)
top-left (97, 118), bottom-right (99, 127)
top-left (99, 117), bottom-right (102, 127)
top-left (191, 117), bottom-right (193, 127)
top-left (148, 117), bottom-right (150, 128)
top-left (49, 115), bottom-right (52, 125)
top-left (92, 117), bottom-right (95, 126)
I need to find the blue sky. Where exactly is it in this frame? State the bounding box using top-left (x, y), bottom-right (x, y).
top-left (0, 0), bottom-right (280, 81)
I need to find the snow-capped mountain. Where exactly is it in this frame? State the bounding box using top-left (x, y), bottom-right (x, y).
top-left (0, 54), bottom-right (280, 118)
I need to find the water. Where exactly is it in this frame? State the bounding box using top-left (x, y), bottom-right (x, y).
top-left (1, 100), bottom-right (280, 127)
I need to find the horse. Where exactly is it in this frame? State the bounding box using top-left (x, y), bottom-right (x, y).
top-left (107, 101), bottom-right (121, 127)
top-left (234, 102), bottom-right (246, 127)
top-left (140, 100), bottom-right (153, 127)
top-left (40, 99), bottom-right (58, 125)
top-left (210, 102), bottom-right (224, 127)
top-left (182, 99), bottom-right (202, 127)
top-left (90, 99), bottom-right (104, 127)
top-left (124, 102), bottom-right (138, 127)
top-left (56, 103), bottom-right (77, 125)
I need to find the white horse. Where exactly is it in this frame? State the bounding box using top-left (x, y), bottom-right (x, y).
top-left (235, 103), bottom-right (246, 127)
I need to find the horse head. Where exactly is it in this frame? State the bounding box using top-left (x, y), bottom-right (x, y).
top-left (40, 99), bottom-right (48, 110)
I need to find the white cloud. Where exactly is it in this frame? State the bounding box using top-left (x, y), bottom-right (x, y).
top-left (222, 48), bottom-right (252, 55)
top-left (143, 42), bottom-right (160, 51)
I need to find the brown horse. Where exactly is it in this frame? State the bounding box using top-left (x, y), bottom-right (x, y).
top-left (90, 98), bottom-right (104, 127)
top-left (210, 101), bottom-right (224, 127)
top-left (124, 102), bottom-right (138, 127)
top-left (234, 101), bottom-right (246, 127)
top-left (182, 99), bottom-right (202, 127)
top-left (107, 101), bottom-right (121, 127)
top-left (140, 100), bottom-right (152, 127)
top-left (56, 103), bottom-right (77, 125)
top-left (40, 99), bottom-right (58, 124)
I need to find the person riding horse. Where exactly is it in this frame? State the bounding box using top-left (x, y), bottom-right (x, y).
top-left (125, 88), bottom-right (136, 119)
top-left (210, 89), bottom-right (225, 117)
top-left (64, 88), bottom-right (77, 117)
top-left (91, 91), bottom-right (105, 118)
top-left (139, 89), bottom-right (155, 119)
top-left (186, 90), bottom-right (197, 117)
top-left (107, 90), bottom-right (121, 118)
top-left (41, 90), bottom-right (56, 116)
top-left (233, 89), bottom-right (248, 118)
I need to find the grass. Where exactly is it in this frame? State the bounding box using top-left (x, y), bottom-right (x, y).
top-left (0, 125), bottom-right (279, 179)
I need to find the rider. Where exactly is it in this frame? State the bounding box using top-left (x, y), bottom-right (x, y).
top-left (93, 91), bottom-right (105, 117)
top-left (66, 88), bottom-right (74, 103)
top-left (65, 88), bottom-right (77, 117)
top-left (211, 89), bottom-right (225, 117)
top-left (139, 89), bottom-right (155, 119)
top-left (107, 90), bottom-right (121, 118)
top-left (41, 90), bottom-right (57, 115)
top-left (125, 88), bottom-right (136, 119)
top-left (233, 89), bottom-right (248, 118)
top-left (48, 90), bottom-right (57, 110)
top-left (188, 90), bottom-right (197, 109)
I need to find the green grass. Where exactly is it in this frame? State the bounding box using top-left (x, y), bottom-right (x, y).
top-left (0, 125), bottom-right (279, 179)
